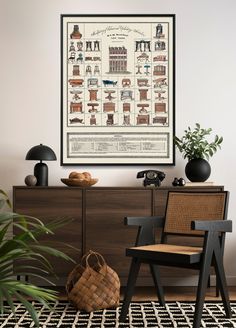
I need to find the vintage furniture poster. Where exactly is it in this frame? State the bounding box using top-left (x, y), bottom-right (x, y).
top-left (61, 15), bottom-right (175, 165)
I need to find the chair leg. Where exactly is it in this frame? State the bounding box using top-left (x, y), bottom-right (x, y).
top-left (193, 235), bottom-right (214, 328)
top-left (213, 239), bottom-right (231, 318)
top-left (216, 277), bottom-right (220, 297)
top-left (212, 256), bottom-right (220, 297)
top-left (119, 257), bottom-right (141, 322)
top-left (207, 275), bottom-right (211, 288)
top-left (149, 264), bottom-right (165, 306)
top-left (208, 273), bottom-right (220, 297)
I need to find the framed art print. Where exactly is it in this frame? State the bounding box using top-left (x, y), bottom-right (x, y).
top-left (61, 15), bottom-right (175, 165)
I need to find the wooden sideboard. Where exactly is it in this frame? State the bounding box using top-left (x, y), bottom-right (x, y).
top-left (13, 185), bottom-right (224, 286)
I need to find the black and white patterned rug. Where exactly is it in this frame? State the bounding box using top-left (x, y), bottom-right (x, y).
top-left (0, 301), bottom-right (236, 327)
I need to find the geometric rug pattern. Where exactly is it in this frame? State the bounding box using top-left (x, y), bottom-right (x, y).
top-left (0, 301), bottom-right (236, 327)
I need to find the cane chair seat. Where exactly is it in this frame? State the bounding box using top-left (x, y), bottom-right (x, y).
top-left (127, 244), bottom-right (203, 264)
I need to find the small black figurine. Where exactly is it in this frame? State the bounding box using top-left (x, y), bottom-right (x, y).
top-left (178, 178), bottom-right (186, 186)
top-left (137, 170), bottom-right (165, 187)
top-left (172, 177), bottom-right (186, 187)
top-left (172, 177), bottom-right (179, 186)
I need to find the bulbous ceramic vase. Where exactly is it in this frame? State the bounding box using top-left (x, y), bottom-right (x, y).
top-left (185, 158), bottom-right (211, 182)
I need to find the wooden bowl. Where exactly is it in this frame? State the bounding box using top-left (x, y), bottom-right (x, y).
top-left (61, 178), bottom-right (98, 187)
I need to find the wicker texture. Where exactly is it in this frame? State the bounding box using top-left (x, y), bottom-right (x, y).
top-left (131, 244), bottom-right (203, 255)
top-left (66, 250), bottom-right (120, 312)
top-left (164, 192), bottom-right (226, 235)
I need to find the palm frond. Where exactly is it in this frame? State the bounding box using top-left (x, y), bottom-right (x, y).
top-left (0, 189), bottom-right (74, 326)
top-left (0, 222), bottom-right (12, 243)
top-left (14, 291), bottom-right (40, 327)
top-left (31, 244), bottom-right (73, 261)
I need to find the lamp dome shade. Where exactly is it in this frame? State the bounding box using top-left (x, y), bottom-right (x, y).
top-left (25, 144), bottom-right (57, 161)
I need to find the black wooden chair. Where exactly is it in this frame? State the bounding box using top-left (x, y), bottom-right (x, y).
top-left (119, 191), bottom-right (232, 328)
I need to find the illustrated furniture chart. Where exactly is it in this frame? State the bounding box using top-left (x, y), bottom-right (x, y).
top-left (61, 15), bottom-right (175, 165)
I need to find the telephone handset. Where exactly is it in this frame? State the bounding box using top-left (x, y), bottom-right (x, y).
top-left (137, 170), bottom-right (165, 187)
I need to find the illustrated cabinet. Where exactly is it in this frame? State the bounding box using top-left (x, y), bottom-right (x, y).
top-left (13, 185), bottom-right (223, 286)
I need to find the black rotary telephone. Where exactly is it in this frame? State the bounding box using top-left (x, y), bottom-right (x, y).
top-left (137, 170), bottom-right (166, 187)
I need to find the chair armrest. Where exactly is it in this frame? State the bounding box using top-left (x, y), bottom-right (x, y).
top-left (124, 216), bottom-right (165, 228)
top-left (191, 220), bottom-right (232, 232)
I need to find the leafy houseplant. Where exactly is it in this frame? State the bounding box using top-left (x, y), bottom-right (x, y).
top-left (0, 189), bottom-right (74, 327)
top-left (174, 123), bottom-right (223, 182)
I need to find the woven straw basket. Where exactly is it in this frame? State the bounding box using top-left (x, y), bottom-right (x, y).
top-left (66, 250), bottom-right (120, 312)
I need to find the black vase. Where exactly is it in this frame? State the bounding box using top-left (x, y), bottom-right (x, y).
top-left (185, 158), bottom-right (211, 182)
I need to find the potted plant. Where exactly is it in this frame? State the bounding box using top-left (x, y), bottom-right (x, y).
top-left (0, 189), bottom-right (74, 327)
top-left (174, 123), bottom-right (223, 182)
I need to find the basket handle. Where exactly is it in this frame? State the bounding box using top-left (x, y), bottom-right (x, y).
top-left (66, 251), bottom-right (106, 293)
top-left (85, 250), bottom-right (106, 268)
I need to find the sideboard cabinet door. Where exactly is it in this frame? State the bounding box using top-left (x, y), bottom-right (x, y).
top-left (13, 187), bottom-right (83, 281)
top-left (85, 188), bottom-right (152, 285)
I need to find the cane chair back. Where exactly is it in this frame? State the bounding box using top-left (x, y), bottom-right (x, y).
top-left (163, 192), bottom-right (227, 237)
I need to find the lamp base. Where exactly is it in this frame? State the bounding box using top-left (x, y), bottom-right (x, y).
top-left (34, 162), bottom-right (48, 186)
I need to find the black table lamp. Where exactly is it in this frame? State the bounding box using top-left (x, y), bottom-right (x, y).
top-left (25, 144), bottom-right (57, 186)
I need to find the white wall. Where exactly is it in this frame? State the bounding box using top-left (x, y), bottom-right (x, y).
top-left (0, 0), bottom-right (236, 283)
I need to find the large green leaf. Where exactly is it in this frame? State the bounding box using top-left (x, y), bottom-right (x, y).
top-left (14, 291), bottom-right (40, 327)
top-left (0, 281), bottom-right (59, 326)
top-left (0, 190), bottom-right (11, 208)
top-left (0, 222), bottom-right (12, 243)
top-left (31, 245), bottom-right (73, 261)
top-left (1, 287), bottom-right (16, 319)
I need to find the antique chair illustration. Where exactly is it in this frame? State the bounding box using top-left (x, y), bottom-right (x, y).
top-left (119, 191), bottom-right (232, 328)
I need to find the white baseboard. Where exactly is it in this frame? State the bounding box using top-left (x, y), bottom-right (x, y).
top-left (135, 275), bottom-right (236, 287)
top-left (210, 275), bottom-right (236, 287)
top-left (157, 275), bottom-right (236, 287)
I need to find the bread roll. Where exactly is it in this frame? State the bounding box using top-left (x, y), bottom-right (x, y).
top-left (69, 171), bottom-right (79, 179)
top-left (82, 172), bottom-right (91, 180)
top-left (76, 173), bottom-right (85, 180)
top-left (69, 171), bottom-right (86, 180)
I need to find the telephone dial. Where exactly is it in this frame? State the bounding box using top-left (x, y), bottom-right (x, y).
top-left (137, 170), bottom-right (166, 187)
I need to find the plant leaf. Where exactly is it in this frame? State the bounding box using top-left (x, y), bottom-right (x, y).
top-left (1, 287), bottom-right (16, 319)
top-left (14, 291), bottom-right (40, 327)
top-left (174, 123), bottom-right (223, 160)
top-left (31, 245), bottom-right (73, 261)
top-left (0, 222), bottom-right (12, 243)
